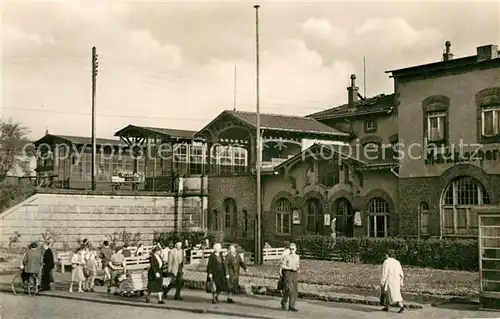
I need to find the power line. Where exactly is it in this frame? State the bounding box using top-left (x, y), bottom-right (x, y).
top-left (5, 55), bottom-right (338, 107)
top-left (2, 106), bottom-right (207, 122)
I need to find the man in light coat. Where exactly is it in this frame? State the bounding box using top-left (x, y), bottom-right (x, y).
top-left (164, 241), bottom-right (184, 300)
top-left (380, 249), bottom-right (405, 313)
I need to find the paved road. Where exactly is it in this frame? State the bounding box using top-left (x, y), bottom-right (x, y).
top-left (0, 293), bottom-right (257, 319)
top-left (2, 291), bottom-right (500, 319)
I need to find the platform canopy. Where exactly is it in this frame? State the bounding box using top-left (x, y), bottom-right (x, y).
top-left (195, 110), bottom-right (352, 142)
top-left (114, 124), bottom-right (201, 146)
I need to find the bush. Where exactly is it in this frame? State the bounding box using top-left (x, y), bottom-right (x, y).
top-left (153, 231), bottom-right (214, 248)
top-left (296, 235), bottom-right (479, 271)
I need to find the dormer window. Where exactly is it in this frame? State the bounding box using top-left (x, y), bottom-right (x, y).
top-left (364, 119), bottom-right (377, 133)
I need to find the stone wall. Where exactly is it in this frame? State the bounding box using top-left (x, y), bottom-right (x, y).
top-left (0, 193), bottom-right (206, 248)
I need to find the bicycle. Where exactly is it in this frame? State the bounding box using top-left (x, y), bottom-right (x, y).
top-left (11, 269), bottom-right (39, 296)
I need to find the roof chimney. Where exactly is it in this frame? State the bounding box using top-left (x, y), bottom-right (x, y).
top-left (45, 128), bottom-right (49, 135)
top-left (477, 44), bottom-right (499, 62)
top-left (443, 41), bottom-right (453, 61)
top-left (347, 74), bottom-right (359, 107)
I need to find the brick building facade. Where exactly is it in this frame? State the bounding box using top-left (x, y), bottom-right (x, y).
top-left (391, 43), bottom-right (500, 238)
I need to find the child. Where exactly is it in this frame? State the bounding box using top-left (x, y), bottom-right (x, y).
top-left (84, 250), bottom-right (98, 292)
top-left (69, 247), bottom-right (85, 293)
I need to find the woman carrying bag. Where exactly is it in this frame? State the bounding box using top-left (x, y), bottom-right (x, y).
top-left (146, 246), bottom-right (164, 304)
top-left (206, 243), bottom-right (227, 304)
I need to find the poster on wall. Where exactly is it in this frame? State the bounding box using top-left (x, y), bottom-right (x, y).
top-left (292, 210), bottom-right (300, 224)
top-left (354, 211), bottom-right (362, 226)
top-left (324, 214), bottom-right (331, 226)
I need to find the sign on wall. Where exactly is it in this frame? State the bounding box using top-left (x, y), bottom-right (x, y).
top-left (425, 149), bottom-right (499, 165)
top-left (354, 211), bottom-right (362, 226)
top-left (292, 210), bottom-right (300, 224)
top-left (324, 214), bottom-right (331, 226)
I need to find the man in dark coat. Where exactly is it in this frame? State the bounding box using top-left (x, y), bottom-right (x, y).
top-left (224, 244), bottom-right (247, 303)
top-left (40, 242), bottom-right (54, 291)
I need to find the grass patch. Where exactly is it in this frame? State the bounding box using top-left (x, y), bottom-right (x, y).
top-left (189, 259), bottom-right (479, 297)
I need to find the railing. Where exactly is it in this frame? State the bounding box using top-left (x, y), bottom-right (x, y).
top-left (262, 247), bottom-right (285, 261)
top-left (189, 248), bottom-right (228, 265)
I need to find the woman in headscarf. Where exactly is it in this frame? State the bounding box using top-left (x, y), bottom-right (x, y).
top-left (40, 242), bottom-right (54, 291)
top-left (146, 246), bottom-right (164, 304)
top-left (206, 243), bottom-right (227, 304)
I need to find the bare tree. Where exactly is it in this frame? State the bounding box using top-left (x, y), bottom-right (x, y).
top-left (0, 119), bottom-right (33, 182)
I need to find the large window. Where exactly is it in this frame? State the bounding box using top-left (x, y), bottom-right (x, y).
top-left (368, 198), bottom-right (390, 238)
top-left (218, 146), bottom-right (233, 175)
top-left (317, 160), bottom-right (339, 187)
top-left (189, 144), bottom-right (205, 175)
top-left (442, 176), bottom-right (490, 235)
top-left (482, 107), bottom-right (500, 136)
top-left (426, 111), bottom-right (446, 142)
top-left (276, 199), bottom-right (291, 234)
top-left (306, 198), bottom-right (322, 234)
top-left (173, 144), bottom-right (189, 175)
top-left (224, 198), bottom-right (237, 228)
top-left (213, 145), bottom-right (248, 175)
top-left (233, 147), bottom-right (247, 173)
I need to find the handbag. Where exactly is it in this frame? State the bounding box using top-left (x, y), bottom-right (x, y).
top-left (379, 286), bottom-right (387, 305)
top-left (277, 276), bottom-right (284, 291)
top-left (162, 277), bottom-right (172, 287)
top-left (205, 278), bottom-right (216, 293)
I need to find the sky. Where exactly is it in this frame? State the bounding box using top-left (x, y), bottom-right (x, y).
top-left (2, 1), bottom-right (499, 140)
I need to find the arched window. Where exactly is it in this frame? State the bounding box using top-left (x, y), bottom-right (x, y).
top-left (224, 198), bottom-right (237, 228)
top-left (442, 176), bottom-right (490, 235)
top-left (276, 199), bottom-right (291, 234)
top-left (419, 202), bottom-right (430, 235)
top-left (307, 198), bottom-right (323, 234)
top-left (368, 197), bottom-right (390, 238)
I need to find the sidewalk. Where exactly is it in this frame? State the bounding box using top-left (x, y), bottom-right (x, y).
top-left (0, 279), bottom-right (414, 319)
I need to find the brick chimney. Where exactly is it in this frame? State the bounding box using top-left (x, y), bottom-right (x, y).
top-left (347, 74), bottom-right (359, 107)
top-left (443, 41), bottom-right (453, 61)
top-left (45, 128), bottom-right (49, 135)
top-left (477, 44), bottom-right (499, 62)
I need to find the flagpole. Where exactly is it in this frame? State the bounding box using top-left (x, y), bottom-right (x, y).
top-left (254, 4), bottom-right (262, 265)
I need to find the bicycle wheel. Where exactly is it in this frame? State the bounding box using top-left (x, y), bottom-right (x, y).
top-left (11, 274), bottom-right (24, 295)
top-left (27, 275), bottom-right (38, 296)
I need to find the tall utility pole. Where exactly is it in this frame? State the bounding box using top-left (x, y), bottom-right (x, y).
top-left (254, 4), bottom-right (262, 265)
top-left (91, 46), bottom-right (98, 191)
top-left (233, 64), bottom-right (237, 111)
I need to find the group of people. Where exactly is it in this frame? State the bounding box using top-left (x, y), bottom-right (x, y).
top-left (20, 238), bottom-right (405, 314)
top-left (145, 241), bottom-right (186, 303)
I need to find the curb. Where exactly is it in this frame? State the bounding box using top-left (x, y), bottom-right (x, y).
top-left (0, 288), bottom-right (303, 319)
top-left (181, 279), bottom-right (424, 309)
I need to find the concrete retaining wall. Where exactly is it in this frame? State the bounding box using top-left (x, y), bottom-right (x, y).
top-left (0, 193), bottom-right (202, 248)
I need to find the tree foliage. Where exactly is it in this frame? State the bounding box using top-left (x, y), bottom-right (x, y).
top-left (0, 119), bottom-right (33, 181)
